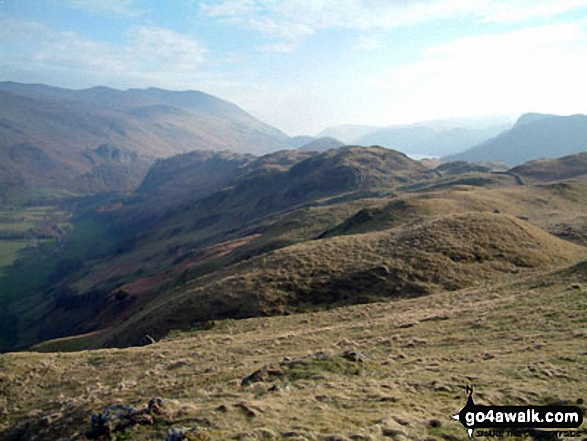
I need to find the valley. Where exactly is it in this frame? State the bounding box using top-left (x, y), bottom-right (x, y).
top-left (0, 83), bottom-right (586, 441)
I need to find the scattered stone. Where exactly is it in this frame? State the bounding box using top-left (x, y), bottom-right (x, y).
top-left (268, 384), bottom-right (282, 392)
top-left (323, 435), bottom-right (351, 441)
top-left (392, 416), bottom-right (410, 426)
top-left (87, 398), bottom-right (163, 439)
top-left (434, 384), bottom-right (452, 393)
top-left (241, 365), bottom-right (284, 386)
top-left (314, 351), bottom-right (331, 360)
top-left (382, 427), bottom-right (405, 438)
top-left (340, 350), bottom-right (363, 362)
top-left (420, 314), bottom-right (450, 322)
top-left (167, 360), bottom-right (192, 370)
top-left (215, 404), bottom-right (229, 413)
top-left (233, 402), bottom-right (261, 418)
top-left (340, 350), bottom-right (375, 362)
top-left (148, 397), bottom-right (165, 415)
top-left (166, 427), bottom-right (186, 441)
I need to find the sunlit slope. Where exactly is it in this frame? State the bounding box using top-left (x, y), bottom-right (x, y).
top-left (92, 212), bottom-right (584, 348)
top-left (2, 257), bottom-right (585, 440)
top-left (0, 83), bottom-right (293, 193)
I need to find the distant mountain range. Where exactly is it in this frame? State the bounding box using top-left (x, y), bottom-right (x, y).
top-left (318, 116), bottom-right (515, 157)
top-left (444, 113), bottom-right (587, 166)
top-left (3, 141), bottom-right (587, 351)
top-left (0, 82), bottom-right (293, 193)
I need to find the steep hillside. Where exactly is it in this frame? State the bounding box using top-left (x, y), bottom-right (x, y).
top-left (0, 83), bottom-right (293, 193)
top-left (0, 147), bottom-right (433, 351)
top-left (320, 117), bottom-right (513, 157)
top-left (2, 259), bottom-right (585, 440)
top-left (444, 113), bottom-right (587, 166)
top-left (317, 124), bottom-right (378, 143)
top-left (299, 137), bottom-right (345, 151)
top-left (0, 147), bottom-right (587, 348)
top-left (509, 151), bottom-right (587, 182)
top-left (355, 124), bottom-right (509, 158)
top-left (91, 212), bottom-right (584, 348)
top-left (4, 147), bottom-right (587, 353)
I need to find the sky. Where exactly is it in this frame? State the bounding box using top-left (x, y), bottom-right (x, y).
top-left (1, 0), bottom-right (587, 136)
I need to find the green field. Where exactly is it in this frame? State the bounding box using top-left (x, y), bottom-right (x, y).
top-left (0, 206), bottom-right (66, 272)
top-left (0, 186), bottom-right (75, 273)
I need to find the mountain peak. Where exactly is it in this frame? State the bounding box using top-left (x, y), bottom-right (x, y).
top-left (514, 112), bottom-right (555, 127)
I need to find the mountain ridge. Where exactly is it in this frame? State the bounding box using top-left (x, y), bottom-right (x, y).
top-left (444, 112), bottom-right (587, 165)
top-left (0, 82), bottom-right (293, 193)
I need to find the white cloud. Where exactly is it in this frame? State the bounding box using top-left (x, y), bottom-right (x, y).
top-left (244, 16), bottom-right (314, 40)
top-left (257, 42), bottom-right (299, 53)
top-left (366, 22), bottom-right (587, 122)
top-left (200, 0), bottom-right (259, 16)
top-left (479, 0), bottom-right (587, 23)
top-left (200, 0), bottom-right (587, 35)
top-left (62, 0), bottom-right (144, 17)
top-left (130, 27), bottom-right (209, 72)
top-left (354, 35), bottom-right (384, 51)
top-left (0, 18), bottom-right (209, 87)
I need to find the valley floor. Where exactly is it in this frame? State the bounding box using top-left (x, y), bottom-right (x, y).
top-left (1, 259), bottom-right (585, 440)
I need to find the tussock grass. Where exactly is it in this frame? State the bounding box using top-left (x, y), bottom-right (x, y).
top-left (91, 211), bottom-right (584, 349)
top-left (1, 259), bottom-right (585, 440)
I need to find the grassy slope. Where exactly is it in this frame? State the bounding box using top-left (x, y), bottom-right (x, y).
top-left (90, 211), bottom-right (585, 348)
top-left (1, 259), bottom-right (585, 440)
top-left (19, 178), bottom-right (587, 351)
top-left (0, 148), bottom-right (420, 349)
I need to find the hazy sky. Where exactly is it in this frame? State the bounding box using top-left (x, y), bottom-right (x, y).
top-left (1, 0), bottom-right (587, 135)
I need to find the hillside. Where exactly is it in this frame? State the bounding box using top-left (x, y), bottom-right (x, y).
top-left (320, 117), bottom-right (513, 157)
top-left (1, 257), bottom-right (586, 440)
top-left (509, 151), bottom-right (587, 182)
top-left (299, 137), bottom-right (345, 151)
top-left (444, 113), bottom-right (587, 166)
top-left (0, 83), bottom-right (293, 193)
top-left (1, 140), bottom-right (587, 439)
top-left (0, 147), bottom-right (433, 351)
top-left (90, 212), bottom-right (584, 348)
top-left (4, 146), bottom-right (587, 353)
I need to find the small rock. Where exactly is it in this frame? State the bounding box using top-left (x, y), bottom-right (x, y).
top-left (138, 414), bottom-right (153, 425)
top-left (215, 404), bottom-right (228, 413)
top-left (148, 397), bottom-right (164, 415)
top-left (340, 350), bottom-right (376, 362)
top-left (340, 350), bottom-right (363, 362)
top-left (233, 402), bottom-right (260, 418)
top-left (166, 428), bottom-right (186, 441)
top-left (241, 365), bottom-right (284, 386)
top-left (167, 360), bottom-right (192, 370)
top-left (314, 351), bottom-right (331, 360)
top-left (323, 435), bottom-right (351, 441)
top-left (382, 428), bottom-right (405, 438)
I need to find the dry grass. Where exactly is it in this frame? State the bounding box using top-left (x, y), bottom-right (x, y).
top-left (1, 258), bottom-right (586, 440)
top-left (91, 211), bottom-right (584, 348)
